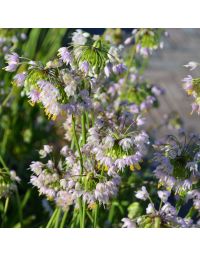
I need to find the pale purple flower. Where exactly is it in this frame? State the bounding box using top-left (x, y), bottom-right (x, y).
top-left (39, 145), bottom-right (53, 158)
top-left (72, 29), bottom-right (89, 45)
top-left (151, 85), bottom-right (164, 96)
top-left (58, 47), bottom-right (72, 65)
top-left (104, 63), bottom-right (112, 78)
top-left (124, 36), bottom-right (133, 45)
top-left (13, 72), bottom-right (26, 87)
top-left (135, 186), bottom-right (149, 201)
top-left (112, 63), bottom-right (127, 75)
top-left (121, 218), bottom-right (136, 228)
top-left (182, 75), bottom-right (193, 86)
top-left (157, 190), bottom-right (170, 203)
top-left (191, 102), bottom-right (199, 114)
top-left (119, 138), bottom-right (133, 151)
top-left (5, 52), bottom-right (19, 64)
top-left (60, 145), bottom-right (69, 156)
top-left (160, 202), bottom-right (177, 217)
top-left (4, 52), bottom-right (19, 72)
top-left (80, 61), bottom-right (89, 75)
top-left (30, 161), bottom-right (43, 175)
top-left (115, 159), bottom-right (126, 170)
top-left (136, 115), bottom-right (146, 126)
top-left (104, 136), bottom-right (115, 149)
top-left (27, 89), bottom-right (40, 104)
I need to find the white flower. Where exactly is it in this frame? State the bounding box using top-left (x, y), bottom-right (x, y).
top-left (121, 218), bottom-right (136, 228)
top-left (146, 203), bottom-right (155, 214)
top-left (30, 161), bottom-right (43, 175)
top-left (119, 138), bottom-right (133, 151)
top-left (104, 136), bottom-right (115, 149)
top-left (160, 202), bottom-right (177, 216)
top-left (72, 29), bottom-right (89, 45)
top-left (184, 61), bottom-right (199, 71)
top-left (10, 170), bottom-right (21, 182)
top-left (157, 190), bottom-right (170, 203)
top-left (135, 186), bottom-right (149, 201)
top-left (60, 146), bottom-right (68, 156)
top-left (39, 145), bottom-right (53, 158)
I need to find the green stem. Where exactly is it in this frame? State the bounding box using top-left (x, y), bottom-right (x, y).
top-left (72, 114), bottom-right (84, 175)
top-left (60, 210), bottom-right (68, 228)
top-left (72, 113), bottom-right (88, 228)
top-left (16, 189), bottom-right (23, 227)
top-left (0, 88), bottom-right (13, 109)
top-left (46, 208), bottom-right (59, 228)
top-left (81, 201), bottom-right (86, 228)
top-left (0, 154), bottom-right (9, 173)
top-left (55, 208), bottom-right (61, 228)
top-left (78, 197), bottom-right (83, 228)
top-left (4, 197), bottom-right (9, 214)
top-left (81, 113), bottom-right (87, 145)
top-left (93, 203), bottom-right (99, 228)
top-left (1, 197), bottom-right (10, 227)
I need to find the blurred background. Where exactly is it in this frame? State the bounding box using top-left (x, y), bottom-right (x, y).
top-left (145, 28), bottom-right (200, 135)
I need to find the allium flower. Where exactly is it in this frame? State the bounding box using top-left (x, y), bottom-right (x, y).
top-left (146, 203), bottom-right (155, 214)
top-left (157, 190), bottom-right (170, 203)
top-left (58, 47), bottom-right (72, 65)
top-left (184, 61), bottom-right (199, 71)
top-left (39, 145), bottom-right (53, 158)
top-left (30, 144), bottom-right (121, 209)
top-left (153, 133), bottom-right (200, 193)
top-left (37, 80), bottom-right (62, 119)
top-left (135, 186), bottom-right (149, 201)
top-left (151, 85), bottom-right (165, 96)
top-left (119, 138), bottom-right (133, 151)
top-left (121, 218), bottom-right (136, 228)
top-left (72, 29), bottom-right (89, 45)
top-left (124, 36), bottom-right (133, 45)
top-left (104, 63), bottom-right (112, 78)
top-left (4, 52), bottom-right (19, 72)
top-left (160, 202), bottom-right (177, 217)
top-left (182, 75), bottom-right (193, 95)
top-left (112, 63), bottom-right (127, 75)
top-left (30, 161), bottom-right (43, 175)
top-left (27, 89), bottom-right (40, 105)
top-left (79, 61), bottom-right (89, 75)
top-left (13, 72), bottom-right (26, 87)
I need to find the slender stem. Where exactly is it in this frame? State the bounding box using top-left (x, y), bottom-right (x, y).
top-left (60, 210), bottom-right (68, 228)
top-left (0, 154), bottom-right (9, 173)
top-left (78, 197), bottom-right (83, 228)
top-left (93, 203), bottom-right (99, 228)
top-left (55, 208), bottom-right (61, 228)
top-left (72, 113), bottom-right (88, 227)
top-left (81, 201), bottom-right (86, 228)
top-left (1, 197), bottom-right (10, 227)
top-left (46, 208), bottom-right (59, 228)
top-left (81, 113), bottom-right (87, 145)
top-left (0, 88), bottom-right (13, 109)
top-left (16, 189), bottom-right (23, 227)
top-left (72, 114), bottom-right (84, 175)
top-left (4, 197), bottom-right (9, 214)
